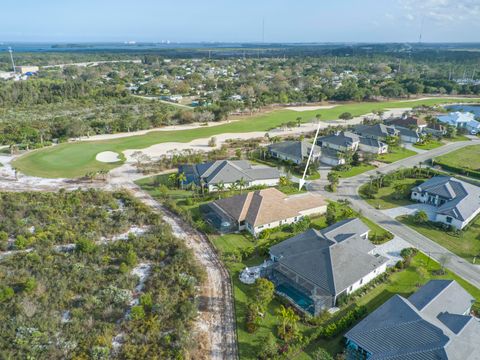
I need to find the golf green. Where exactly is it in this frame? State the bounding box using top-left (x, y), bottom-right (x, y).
top-left (13, 98), bottom-right (480, 178)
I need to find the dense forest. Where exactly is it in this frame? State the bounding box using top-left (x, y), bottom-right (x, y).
top-left (0, 44), bottom-right (479, 147)
top-left (0, 190), bottom-right (204, 359)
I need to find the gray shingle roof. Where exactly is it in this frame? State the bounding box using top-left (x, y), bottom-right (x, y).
top-left (354, 124), bottom-right (399, 139)
top-left (396, 126), bottom-right (422, 139)
top-left (412, 176), bottom-right (480, 222)
top-left (269, 218), bottom-right (387, 296)
top-left (268, 141), bottom-right (321, 161)
top-left (317, 132), bottom-right (360, 148)
top-left (345, 280), bottom-right (480, 360)
top-left (185, 160), bottom-right (280, 186)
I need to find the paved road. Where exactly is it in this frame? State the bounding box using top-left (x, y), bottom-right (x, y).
top-left (308, 139), bottom-right (480, 289)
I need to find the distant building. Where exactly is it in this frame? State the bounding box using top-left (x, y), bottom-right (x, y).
top-left (267, 140), bottom-right (321, 165)
top-left (203, 188), bottom-right (327, 236)
top-left (438, 112), bottom-right (480, 134)
top-left (178, 160), bottom-right (280, 192)
top-left (354, 124), bottom-right (399, 142)
top-left (267, 218), bottom-right (388, 315)
top-left (411, 176), bottom-right (480, 229)
top-left (345, 280), bottom-right (479, 360)
top-left (16, 66), bottom-right (39, 74)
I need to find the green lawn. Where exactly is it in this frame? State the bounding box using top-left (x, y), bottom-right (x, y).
top-left (360, 178), bottom-right (425, 209)
top-left (377, 146), bottom-right (417, 163)
top-left (399, 215), bottom-right (480, 264)
top-left (14, 98), bottom-right (480, 178)
top-left (335, 164), bottom-right (376, 178)
top-left (413, 140), bottom-right (444, 150)
top-left (435, 144), bottom-right (480, 172)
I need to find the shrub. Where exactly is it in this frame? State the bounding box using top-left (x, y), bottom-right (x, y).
top-left (0, 286), bottom-right (14, 302)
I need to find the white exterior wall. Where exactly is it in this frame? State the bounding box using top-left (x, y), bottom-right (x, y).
top-left (271, 152), bottom-right (302, 164)
top-left (298, 205), bottom-right (327, 217)
top-left (320, 155), bottom-right (345, 166)
top-left (435, 214), bottom-right (466, 230)
top-left (400, 134), bottom-right (420, 143)
top-left (208, 178), bottom-right (279, 192)
top-left (345, 262), bottom-right (387, 295)
top-left (250, 178), bottom-right (280, 187)
top-left (358, 143), bottom-right (389, 154)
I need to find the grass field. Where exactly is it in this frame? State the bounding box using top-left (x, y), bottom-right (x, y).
top-left (335, 164), bottom-right (376, 178)
top-left (377, 146), bottom-right (417, 163)
top-left (14, 98), bottom-right (480, 178)
top-left (435, 144), bottom-right (480, 171)
top-left (413, 140), bottom-right (445, 150)
top-left (399, 215), bottom-right (480, 264)
top-left (360, 178), bottom-right (426, 209)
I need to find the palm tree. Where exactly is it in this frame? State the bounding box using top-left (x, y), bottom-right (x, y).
top-left (296, 117), bottom-right (302, 127)
top-left (315, 113), bottom-right (321, 124)
top-left (277, 305), bottom-right (289, 337)
top-left (237, 177), bottom-right (247, 193)
top-left (177, 172), bottom-right (187, 189)
top-left (168, 173), bottom-right (178, 188)
top-left (213, 181), bottom-right (226, 195)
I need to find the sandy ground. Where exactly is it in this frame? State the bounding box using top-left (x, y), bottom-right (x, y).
top-left (122, 108), bottom-right (409, 162)
top-left (75, 119), bottom-right (239, 142)
top-left (286, 104), bottom-right (338, 112)
top-left (96, 151), bottom-right (121, 163)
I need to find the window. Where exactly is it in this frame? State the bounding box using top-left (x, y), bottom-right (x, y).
top-left (446, 217), bottom-right (452, 224)
top-left (239, 220), bottom-right (245, 226)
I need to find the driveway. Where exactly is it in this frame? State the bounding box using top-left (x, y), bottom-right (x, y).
top-left (370, 236), bottom-right (412, 267)
top-left (381, 203), bottom-right (437, 221)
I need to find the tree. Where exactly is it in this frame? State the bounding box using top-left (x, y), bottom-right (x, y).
top-left (296, 116), bottom-right (302, 127)
top-left (237, 177), bottom-right (247, 193)
top-left (258, 333), bottom-right (278, 359)
top-left (213, 181), bottom-right (226, 194)
top-left (413, 210), bottom-right (429, 224)
top-left (315, 113), bottom-right (322, 124)
top-left (254, 278), bottom-right (274, 311)
top-left (277, 305), bottom-right (299, 343)
top-left (312, 348), bottom-right (334, 360)
top-left (177, 172), bottom-right (187, 189)
top-left (339, 112), bottom-right (353, 124)
top-left (208, 137), bottom-right (217, 147)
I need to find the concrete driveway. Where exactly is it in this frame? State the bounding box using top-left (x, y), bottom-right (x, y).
top-left (381, 203), bottom-right (438, 221)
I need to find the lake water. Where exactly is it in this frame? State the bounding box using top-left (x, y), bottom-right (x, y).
top-left (445, 105), bottom-right (480, 117)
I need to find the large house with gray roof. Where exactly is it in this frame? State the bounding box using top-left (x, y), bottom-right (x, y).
top-left (317, 131), bottom-right (388, 155)
top-left (345, 280), bottom-right (480, 359)
top-left (178, 160), bottom-right (280, 192)
top-left (411, 176), bottom-right (480, 229)
top-left (267, 140), bottom-right (321, 165)
top-left (266, 218), bottom-right (388, 315)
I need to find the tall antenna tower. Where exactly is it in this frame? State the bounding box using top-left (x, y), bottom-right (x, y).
top-left (418, 16), bottom-right (425, 43)
top-left (8, 47), bottom-right (16, 73)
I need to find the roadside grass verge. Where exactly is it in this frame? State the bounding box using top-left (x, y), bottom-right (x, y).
top-left (377, 146), bottom-right (417, 163)
top-left (398, 215), bottom-right (480, 264)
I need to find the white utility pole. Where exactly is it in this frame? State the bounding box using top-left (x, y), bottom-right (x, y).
top-left (8, 47), bottom-right (16, 73)
top-left (299, 122), bottom-right (322, 190)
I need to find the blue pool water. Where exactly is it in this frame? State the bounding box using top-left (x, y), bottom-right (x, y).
top-left (276, 283), bottom-right (315, 314)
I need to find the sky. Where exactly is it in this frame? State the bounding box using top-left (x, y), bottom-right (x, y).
top-left (1, 0), bottom-right (479, 43)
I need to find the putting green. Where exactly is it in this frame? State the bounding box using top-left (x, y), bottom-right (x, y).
top-left (13, 98), bottom-right (480, 178)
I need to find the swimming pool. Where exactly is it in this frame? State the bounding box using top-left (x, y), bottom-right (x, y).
top-left (276, 283), bottom-right (315, 315)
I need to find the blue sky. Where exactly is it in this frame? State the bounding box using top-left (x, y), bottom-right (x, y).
top-left (1, 0), bottom-right (479, 42)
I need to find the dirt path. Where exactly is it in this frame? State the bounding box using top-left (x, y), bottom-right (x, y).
top-left (119, 182), bottom-right (238, 360)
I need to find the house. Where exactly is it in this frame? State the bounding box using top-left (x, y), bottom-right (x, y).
top-left (396, 125), bottom-right (423, 143)
top-left (320, 147), bottom-right (346, 166)
top-left (385, 115), bottom-right (427, 130)
top-left (16, 65), bottom-right (39, 74)
top-left (411, 176), bottom-right (480, 229)
top-left (178, 160), bottom-right (280, 192)
top-left (354, 124), bottom-right (399, 142)
top-left (266, 218), bottom-right (388, 315)
top-left (267, 141), bottom-right (321, 165)
top-left (317, 132), bottom-right (388, 159)
top-left (438, 112), bottom-right (480, 135)
top-left (203, 188), bottom-right (327, 236)
top-left (345, 280), bottom-right (480, 360)
top-left (317, 132), bottom-right (360, 152)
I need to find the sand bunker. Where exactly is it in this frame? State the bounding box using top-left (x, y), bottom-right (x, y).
top-left (96, 151), bottom-right (121, 163)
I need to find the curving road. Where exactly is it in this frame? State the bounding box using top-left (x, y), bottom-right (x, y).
top-left (308, 139), bottom-right (480, 289)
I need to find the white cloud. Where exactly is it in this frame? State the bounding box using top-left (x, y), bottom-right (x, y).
top-left (397, 0), bottom-right (480, 24)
